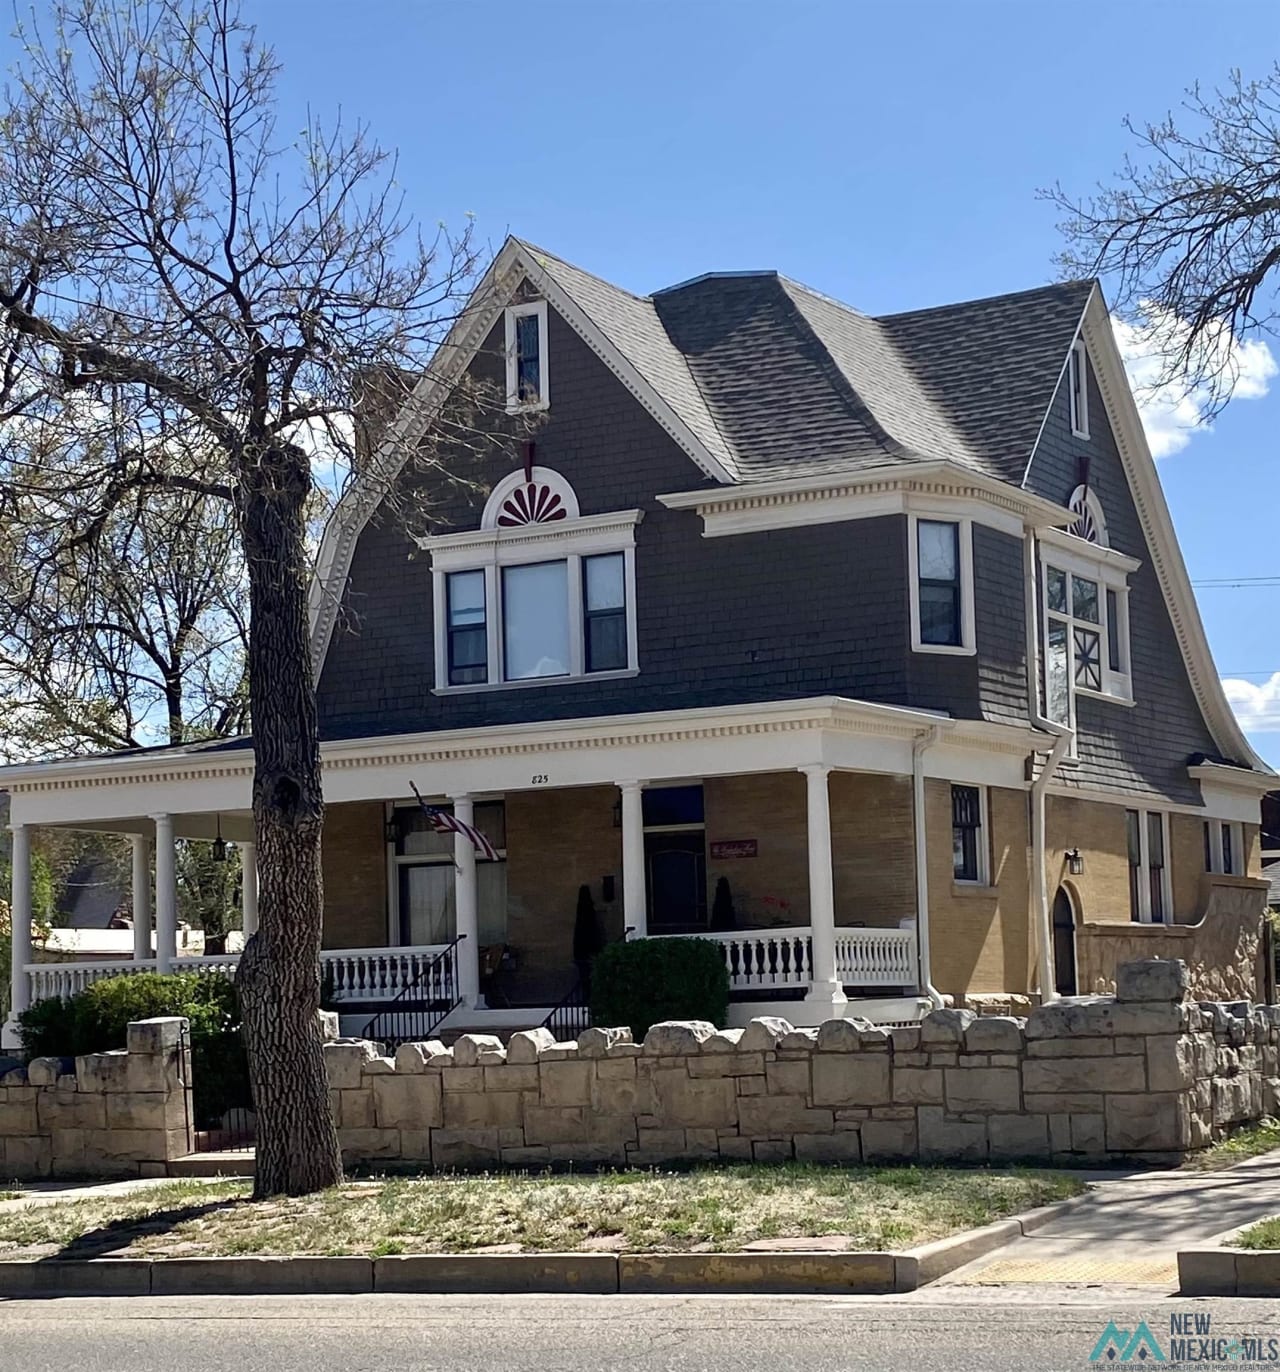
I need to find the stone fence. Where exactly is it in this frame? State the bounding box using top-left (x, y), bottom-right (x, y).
top-left (0, 1017), bottom-right (193, 1178)
top-left (325, 960), bottom-right (1280, 1171)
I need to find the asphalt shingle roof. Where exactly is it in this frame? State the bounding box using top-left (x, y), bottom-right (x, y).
top-left (522, 238), bottom-right (1094, 490)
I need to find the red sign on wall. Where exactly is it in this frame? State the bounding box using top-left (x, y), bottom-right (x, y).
top-left (710, 839), bottom-right (758, 860)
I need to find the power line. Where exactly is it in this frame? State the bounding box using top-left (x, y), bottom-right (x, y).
top-left (1193, 578), bottom-right (1280, 589)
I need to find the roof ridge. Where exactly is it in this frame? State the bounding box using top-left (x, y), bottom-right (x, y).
top-left (876, 278), bottom-right (1096, 324)
top-left (513, 237), bottom-right (653, 304)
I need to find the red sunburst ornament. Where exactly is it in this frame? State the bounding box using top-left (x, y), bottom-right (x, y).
top-left (496, 482), bottom-right (568, 527)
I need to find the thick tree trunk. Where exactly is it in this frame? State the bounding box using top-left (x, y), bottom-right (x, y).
top-left (234, 439), bottom-right (342, 1198)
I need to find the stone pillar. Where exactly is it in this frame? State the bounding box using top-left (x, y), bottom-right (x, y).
top-left (7, 824), bottom-right (32, 1027)
top-left (802, 765), bottom-right (846, 1006)
top-left (239, 841), bottom-right (258, 940)
top-left (131, 834), bottom-right (152, 964)
top-left (152, 813), bottom-right (177, 974)
top-left (451, 795), bottom-right (482, 1008)
top-left (620, 780), bottom-right (647, 938)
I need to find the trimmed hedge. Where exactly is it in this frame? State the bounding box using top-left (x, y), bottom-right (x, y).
top-left (589, 937), bottom-right (729, 1039)
top-left (17, 972), bottom-right (251, 1129)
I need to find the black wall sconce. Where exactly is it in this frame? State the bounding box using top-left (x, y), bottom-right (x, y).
top-left (611, 798), bottom-right (622, 828)
top-left (1066, 847), bottom-right (1084, 876)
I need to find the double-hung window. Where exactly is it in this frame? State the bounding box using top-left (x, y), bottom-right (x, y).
top-left (428, 467), bottom-right (640, 692)
top-left (1040, 542), bottom-right (1134, 723)
top-left (505, 301), bottom-right (549, 410)
top-left (1127, 808), bottom-right (1170, 923)
top-left (1204, 819), bottom-right (1244, 876)
top-left (951, 784), bottom-right (988, 884)
top-left (909, 515), bottom-right (974, 654)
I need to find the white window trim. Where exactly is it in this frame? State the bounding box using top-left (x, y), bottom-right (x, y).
top-left (1040, 544), bottom-right (1134, 714)
top-left (385, 798), bottom-right (508, 947)
top-left (951, 783), bottom-right (990, 886)
top-left (1069, 339), bottom-right (1090, 439)
top-left (504, 300), bottom-right (549, 412)
top-left (1205, 818), bottom-right (1245, 876)
top-left (1129, 809), bottom-right (1172, 924)
top-left (908, 514), bottom-right (976, 656)
top-left (428, 513), bottom-right (641, 694)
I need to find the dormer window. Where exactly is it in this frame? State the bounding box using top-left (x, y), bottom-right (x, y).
top-left (505, 301), bottom-right (549, 411)
top-left (1068, 340), bottom-right (1089, 439)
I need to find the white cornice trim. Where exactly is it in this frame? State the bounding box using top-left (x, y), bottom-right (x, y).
top-left (1188, 761), bottom-right (1277, 795)
top-left (657, 460), bottom-right (1073, 539)
top-left (0, 696), bottom-right (1050, 796)
top-left (306, 237), bottom-right (735, 679)
top-left (1037, 525), bottom-right (1141, 576)
top-left (1074, 293), bottom-right (1272, 775)
top-left (417, 508), bottom-right (642, 564)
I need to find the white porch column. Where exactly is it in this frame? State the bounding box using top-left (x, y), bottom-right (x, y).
top-left (152, 813), bottom-right (177, 974)
top-left (131, 834), bottom-right (152, 963)
top-left (451, 795), bottom-right (482, 1008)
top-left (240, 841), bottom-right (258, 940)
top-left (619, 780), bottom-right (647, 938)
top-left (8, 825), bottom-right (32, 1027)
top-left (802, 765), bottom-right (846, 1006)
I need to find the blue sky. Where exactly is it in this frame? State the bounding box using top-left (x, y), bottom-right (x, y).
top-left (18, 0), bottom-right (1280, 758)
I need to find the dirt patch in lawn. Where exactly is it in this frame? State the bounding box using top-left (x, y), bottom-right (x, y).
top-left (0, 1165), bottom-right (1083, 1260)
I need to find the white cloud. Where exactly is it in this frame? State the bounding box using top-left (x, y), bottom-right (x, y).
top-left (1112, 309), bottom-right (1278, 458)
top-left (1223, 673), bottom-right (1280, 734)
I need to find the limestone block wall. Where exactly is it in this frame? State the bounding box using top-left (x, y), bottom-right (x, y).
top-left (0, 1017), bottom-right (193, 1178)
top-left (325, 959), bottom-right (1280, 1171)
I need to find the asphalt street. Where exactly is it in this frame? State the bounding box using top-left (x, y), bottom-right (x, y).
top-left (4, 1291), bottom-right (1280, 1372)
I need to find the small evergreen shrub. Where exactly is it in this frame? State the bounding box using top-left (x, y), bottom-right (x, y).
top-left (17, 971), bottom-right (249, 1128)
top-left (589, 937), bottom-right (730, 1039)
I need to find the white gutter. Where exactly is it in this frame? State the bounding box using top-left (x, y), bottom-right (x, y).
top-left (912, 724), bottom-right (945, 1009)
top-left (1023, 531), bottom-right (1074, 1005)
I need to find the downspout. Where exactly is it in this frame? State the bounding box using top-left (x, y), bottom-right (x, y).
top-left (1023, 530), bottom-right (1075, 1005)
top-left (912, 724), bottom-right (945, 1009)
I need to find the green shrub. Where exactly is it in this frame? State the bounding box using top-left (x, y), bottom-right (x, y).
top-left (589, 937), bottom-right (730, 1039)
top-left (17, 971), bottom-right (249, 1129)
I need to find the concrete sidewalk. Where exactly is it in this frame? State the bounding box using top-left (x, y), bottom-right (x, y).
top-left (943, 1152), bottom-right (1280, 1289)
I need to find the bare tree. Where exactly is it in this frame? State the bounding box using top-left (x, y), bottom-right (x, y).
top-left (0, 0), bottom-right (487, 1195)
top-left (1045, 66), bottom-right (1280, 412)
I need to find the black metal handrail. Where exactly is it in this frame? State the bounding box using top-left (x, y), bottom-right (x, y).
top-left (362, 935), bottom-right (465, 1052)
top-left (541, 975), bottom-right (591, 1042)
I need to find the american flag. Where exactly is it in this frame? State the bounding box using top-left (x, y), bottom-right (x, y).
top-left (409, 782), bottom-right (500, 861)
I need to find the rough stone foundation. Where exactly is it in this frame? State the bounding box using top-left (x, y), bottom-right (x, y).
top-left (325, 959), bottom-right (1280, 1170)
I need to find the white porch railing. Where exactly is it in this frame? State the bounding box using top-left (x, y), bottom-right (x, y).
top-left (666, 926), bottom-right (917, 993)
top-left (25, 945), bottom-right (449, 1005)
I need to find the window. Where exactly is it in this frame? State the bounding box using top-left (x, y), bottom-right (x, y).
top-left (951, 785), bottom-right (988, 884)
top-left (1127, 808), bottom-right (1170, 923)
top-left (445, 570), bottom-right (487, 685)
top-left (1042, 555), bottom-right (1131, 721)
top-left (1069, 340), bottom-right (1089, 438)
top-left (389, 801), bottom-right (507, 947)
top-left (504, 300), bottom-right (549, 410)
top-left (503, 561), bottom-right (570, 680)
top-left (583, 553), bottom-right (627, 673)
top-left (1204, 819), bottom-right (1244, 876)
top-left (427, 467), bottom-right (640, 692)
top-left (909, 515), bottom-right (974, 654)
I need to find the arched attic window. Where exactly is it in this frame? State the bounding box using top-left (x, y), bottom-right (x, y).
top-left (481, 466), bottom-right (580, 530)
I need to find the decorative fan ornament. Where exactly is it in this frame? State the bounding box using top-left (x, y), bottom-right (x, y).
top-left (1069, 489), bottom-right (1100, 544)
top-left (496, 482), bottom-right (568, 527)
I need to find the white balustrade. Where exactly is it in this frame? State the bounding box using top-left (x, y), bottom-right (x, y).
top-left (834, 928), bottom-right (917, 988)
top-left (318, 945), bottom-right (448, 1002)
top-left (664, 925), bottom-right (918, 993)
top-left (25, 960), bottom-right (157, 1003)
top-left (172, 954), bottom-right (240, 979)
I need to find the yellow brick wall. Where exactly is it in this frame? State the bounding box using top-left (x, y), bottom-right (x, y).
top-left (505, 785), bottom-right (622, 999)
top-left (321, 801), bottom-right (388, 949)
top-left (925, 781), bottom-right (1032, 998)
top-left (831, 772), bottom-right (917, 929)
top-left (1044, 793), bottom-right (1131, 924)
top-left (1170, 812), bottom-right (1204, 917)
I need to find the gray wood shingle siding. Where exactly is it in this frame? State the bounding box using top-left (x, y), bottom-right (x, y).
top-left (1024, 354), bottom-right (1219, 803)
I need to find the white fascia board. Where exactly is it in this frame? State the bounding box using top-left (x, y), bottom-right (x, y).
top-left (1077, 292), bottom-right (1274, 775)
top-left (1037, 526), bottom-right (1142, 577)
top-left (418, 509), bottom-right (642, 568)
top-left (657, 461), bottom-right (1073, 539)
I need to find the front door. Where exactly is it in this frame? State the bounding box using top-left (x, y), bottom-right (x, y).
top-left (645, 832), bottom-right (707, 930)
top-left (1052, 886), bottom-right (1078, 997)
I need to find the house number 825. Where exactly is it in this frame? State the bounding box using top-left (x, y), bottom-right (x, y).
top-left (531, 774), bottom-right (549, 785)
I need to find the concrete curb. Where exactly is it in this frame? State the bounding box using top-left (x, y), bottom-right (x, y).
top-left (0, 1197), bottom-right (1067, 1297)
top-left (1179, 1241), bottom-right (1280, 1298)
